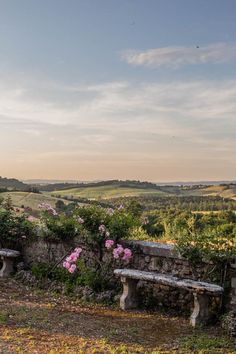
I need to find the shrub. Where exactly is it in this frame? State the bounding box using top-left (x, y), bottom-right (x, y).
top-left (174, 214), bottom-right (236, 264)
top-left (127, 226), bottom-right (151, 241)
top-left (72, 205), bottom-right (139, 258)
top-left (31, 262), bottom-right (79, 293)
top-left (40, 213), bottom-right (83, 243)
top-left (0, 198), bottom-right (34, 250)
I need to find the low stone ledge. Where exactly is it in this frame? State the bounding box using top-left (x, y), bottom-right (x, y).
top-left (230, 259), bottom-right (236, 269)
top-left (123, 240), bottom-right (182, 259)
top-left (0, 249), bottom-right (20, 258)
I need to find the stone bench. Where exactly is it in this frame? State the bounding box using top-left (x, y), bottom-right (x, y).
top-left (114, 269), bottom-right (224, 327)
top-left (0, 249), bottom-right (20, 278)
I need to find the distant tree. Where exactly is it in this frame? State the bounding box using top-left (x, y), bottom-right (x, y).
top-left (27, 186), bottom-right (40, 193)
top-left (126, 200), bottom-right (143, 217)
top-left (55, 200), bottom-right (66, 212)
top-left (4, 195), bottom-right (13, 210)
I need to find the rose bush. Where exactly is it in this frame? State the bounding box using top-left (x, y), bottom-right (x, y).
top-left (31, 203), bottom-right (138, 291)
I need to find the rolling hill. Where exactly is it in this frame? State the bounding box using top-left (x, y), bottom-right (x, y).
top-left (2, 178), bottom-right (236, 206)
top-left (0, 177), bottom-right (30, 191)
top-left (50, 184), bottom-right (167, 200)
top-left (49, 182), bottom-right (236, 201)
top-left (199, 184), bottom-right (236, 200)
top-left (0, 191), bottom-right (69, 210)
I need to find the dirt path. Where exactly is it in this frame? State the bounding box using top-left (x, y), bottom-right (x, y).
top-left (0, 279), bottom-right (234, 353)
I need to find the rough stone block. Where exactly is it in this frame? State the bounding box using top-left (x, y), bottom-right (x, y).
top-left (190, 292), bottom-right (209, 327)
top-left (230, 259), bottom-right (236, 269)
top-left (123, 240), bottom-right (181, 258)
top-left (231, 278), bottom-right (236, 288)
top-left (0, 249), bottom-right (20, 278)
top-left (120, 277), bottom-right (138, 310)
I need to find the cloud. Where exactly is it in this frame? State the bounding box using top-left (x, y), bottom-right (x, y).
top-left (0, 76), bottom-right (236, 179)
top-left (0, 78), bottom-right (236, 143)
top-left (121, 43), bottom-right (236, 68)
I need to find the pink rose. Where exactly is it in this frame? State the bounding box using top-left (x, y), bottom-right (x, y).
top-left (113, 244), bottom-right (124, 259)
top-left (113, 249), bottom-right (120, 259)
top-left (67, 252), bottom-right (78, 263)
top-left (68, 264), bottom-right (77, 273)
top-left (105, 239), bottom-right (114, 249)
top-left (106, 208), bottom-right (114, 215)
top-left (27, 215), bottom-right (37, 222)
top-left (74, 247), bottom-right (82, 256)
top-left (116, 244), bottom-right (124, 254)
top-left (77, 217), bottom-right (84, 224)
top-left (99, 224), bottom-right (106, 233)
top-left (63, 261), bottom-right (71, 270)
top-left (38, 203), bottom-right (58, 216)
top-left (123, 248), bottom-right (132, 261)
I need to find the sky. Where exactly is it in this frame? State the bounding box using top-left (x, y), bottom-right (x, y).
top-left (0, 0), bottom-right (236, 182)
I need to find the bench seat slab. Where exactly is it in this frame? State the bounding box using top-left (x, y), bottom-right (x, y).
top-left (114, 269), bottom-right (223, 295)
top-left (0, 249), bottom-right (20, 258)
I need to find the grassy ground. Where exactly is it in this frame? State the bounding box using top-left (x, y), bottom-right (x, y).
top-left (50, 185), bottom-right (167, 200)
top-left (0, 279), bottom-right (235, 353)
top-left (0, 192), bottom-right (68, 210)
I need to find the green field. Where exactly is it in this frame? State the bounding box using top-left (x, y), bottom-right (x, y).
top-left (2, 184), bottom-right (235, 210)
top-left (199, 185), bottom-right (236, 199)
top-left (0, 192), bottom-right (68, 210)
top-left (164, 185), bottom-right (236, 199)
top-left (50, 185), bottom-right (167, 200)
top-left (49, 183), bottom-right (236, 201)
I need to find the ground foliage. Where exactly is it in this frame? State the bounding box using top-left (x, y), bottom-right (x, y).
top-left (141, 209), bottom-right (236, 262)
top-left (1, 195), bottom-right (236, 264)
top-left (111, 195), bottom-right (236, 212)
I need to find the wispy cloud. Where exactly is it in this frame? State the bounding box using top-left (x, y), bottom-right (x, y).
top-left (0, 76), bottom-right (236, 179)
top-left (0, 78), bottom-right (236, 143)
top-left (121, 43), bottom-right (236, 68)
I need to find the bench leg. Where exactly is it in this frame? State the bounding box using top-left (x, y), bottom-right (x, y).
top-left (190, 292), bottom-right (209, 327)
top-left (0, 257), bottom-right (14, 277)
top-left (120, 277), bottom-right (138, 310)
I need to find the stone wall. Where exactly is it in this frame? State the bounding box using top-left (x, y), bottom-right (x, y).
top-left (22, 238), bottom-right (98, 275)
top-left (21, 239), bottom-right (235, 313)
top-left (124, 241), bottom-right (229, 312)
top-left (22, 239), bottom-right (74, 265)
top-left (229, 259), bottom-right (236, 310)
